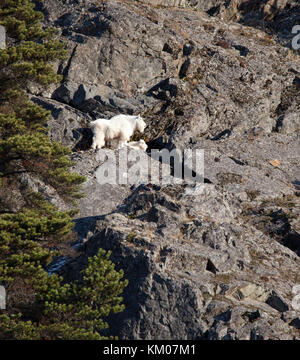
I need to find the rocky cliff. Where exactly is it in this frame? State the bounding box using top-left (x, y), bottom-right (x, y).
top-left (33, 0), bottom-right (299, 339)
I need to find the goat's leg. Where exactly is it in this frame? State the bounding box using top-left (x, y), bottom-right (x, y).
top-left (91, 132), bottom-right (105, 149)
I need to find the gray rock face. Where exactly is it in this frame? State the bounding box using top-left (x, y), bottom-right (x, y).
top-left (34, 0), bottom-right (300, 340)
top-left (31, 96), bottom-right (93, 150)
top-left (38, 0), bottom-right (300, 144)
top-left (218, 0), bottom-right (300, 48)
top-left (137, 0), bottom-right (224, 12)
top-left (61, 184), bottom-right (300, 339)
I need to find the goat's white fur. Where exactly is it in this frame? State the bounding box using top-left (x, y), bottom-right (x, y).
top-left (90, 114), bottom-right (146, 150)
top-left (126, 139), bottom-right (148, 151)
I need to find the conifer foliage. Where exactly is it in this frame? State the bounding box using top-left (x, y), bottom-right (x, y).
top-left (0, 0), bottom-right (84, 201)
top-left (0, 0), bottom-right (128, 339)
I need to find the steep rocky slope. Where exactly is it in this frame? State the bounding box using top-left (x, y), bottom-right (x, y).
top-left (33, 0), bottom-right (300, 339)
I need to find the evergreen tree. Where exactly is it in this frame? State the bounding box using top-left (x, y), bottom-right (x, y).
top-left (0, 0), bottom-right (128, 339)
top-left (0, 248), bottom-right (128, 340)
top-left (0, 0), bottom-right (84, 201)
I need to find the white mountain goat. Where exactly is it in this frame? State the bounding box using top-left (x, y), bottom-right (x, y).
top-left (90, 114), bottom-right (146, 150)
top-left (126, 139), bottom-right (148, 151)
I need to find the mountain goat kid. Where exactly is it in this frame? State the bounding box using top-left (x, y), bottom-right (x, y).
top-left (126, 139), bottom-right (148, 151)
